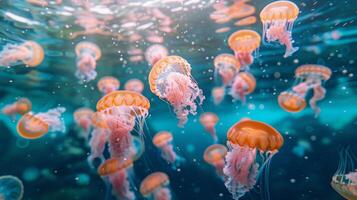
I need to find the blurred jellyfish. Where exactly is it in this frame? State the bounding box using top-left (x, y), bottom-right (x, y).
top-left (96, 91), bottom-right (150, 160)
top-left (75, 42), bottom-right (101, 82)
top-left (149, 56), bottom-right (204, 127)
top-left (292, 140), bottom-right (311, 157)
top-left (97, 76), bottom-right (120, 95)
top-left (145, 44), bottom-right (168, 66)
top-left (140, 172), bottom-right (171, 200)
top-left (260, 1), bottom-right (299, 57)
top-left (98, 158), bottom-right (135, 200)
top-left (153, 131), bottom-right (183, 167)
top-left (229, 72), bottom-right (256, 104)
top-left (278, 64), bottom-right (332, 117)
top-left (235, 16), bottom-right (257, 27)
top-left (212, 86), bottom-right (225, 105)
top-left (224, 120), bottom-right (284, 200)
top-left (228, 30), bottom-right (260, 68)
top-left (2, 98), bottom-right (32, 118)
top-left (0, 175), bottom-right (24, 200)
top-left (204, 144), bottom-right (227, 178)
top-left (124, 79), bottom-right (144, 93)
top-left (214, 54), bottom-right (241, 87)
top-left (0, 41), bottom-right (44, 67)
top-left (199, 112), bottom-right (219, 143)
top-left (22, 167), bottom-right (40, 182)
top-left (129, 136), bottom-right (145, 161)
top-left (73, 108), bottom-right (94, 139)
top-left (16, 107), bottom-right (66, 139)
top-left (331, 150), bottom-right (357, 200)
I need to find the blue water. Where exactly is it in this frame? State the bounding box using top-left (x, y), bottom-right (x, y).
top-left (0, 0), bottom-right (356, 199)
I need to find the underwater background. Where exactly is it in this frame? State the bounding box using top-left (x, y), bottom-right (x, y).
top-left (0, 0), bottom-right (356, 199)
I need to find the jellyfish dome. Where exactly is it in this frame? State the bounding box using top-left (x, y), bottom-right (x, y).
top-left (2, 98), bottom-right (32, 117)
top-left (149, 56), bottom-right (204, 127)
top-left (96, 91), bottom-right (150, 160)
top-left (229, 72), bottom-right (256, 104)
top-left (75, 41), bottom-right (101, 82)
top-left (145, 44), bottom-right (169, 66)
top-left (224, 120), bottom-right (283, 200)
top-left (0, 175), bottom-right (24, 200)
top-left (199, 112), bottom-right (219, 143)
top-left (140, 172), bottom-right (171, 200)
top-left (212, 86), bottom-right (225, 105)
top-left (124, 79), bottom-right (145, 93)
top-left (278, 91), bottom-right (306, 112)
top-left (214, 54), bottom-right (241, 87)
top-left (228, 30), bottom-right (261, 68)
top-left (0, 41), bottom-right (44, 67)
top-left (153, 131), bottom-right (181, 165)
top-left (73, 107), bottom-right (94, 138)
top-left (16, 107), bottom-right (66, 139)
top-left (97, 76), bottom-right (120, 95)
top-left (260, 1), bottom-right (300, 57)
top-left (204, 144), bottom-right (227, 177)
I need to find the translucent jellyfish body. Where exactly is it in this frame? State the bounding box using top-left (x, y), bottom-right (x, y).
top-left (204, 144), bottom-right (227, 178)
top-left (212, 86), bottom-right (225, 105)
top-left (96, 91), bottom-right (150, 160)
top-left (98, 158), bottom-right (135, 200)
top-left (124, 79), bottom-right (144, 93)
top-left (224, 120), bottom-right (283, 200)
top-left (199, 112), bottom-right (219, 143)
top-left (278, 64), bottom-right (331, 117)
top-left (130, 136), bottom-right (145, 161)
top-left (260, 1), bottom-right (299, 57)
top-left (149, 56), bottom-right (204, 127)
top-left (153, 131), bottom-right (182, 167)
top-left (229, 72), bottom-right (256, 104)
top-left (228, 30), bottom-right (260, 68)
top-left (140, 172), bottom-right (172, 200)
top-left (145, 44), bottom-right (169, 66)
top-left (16, 107), bottom-right (66, 139)
top-left (73, 108), bottom-right (94, 138)
top-left (214, 54), bottom-right (241, 87)
top-left (97, 76), bottom-right (120, 95)
top-left (2, 98), bottom-right (32, 117)
top-left (0, 41), bottom-right (44, 67)
top-left (75, 42), bottom-right (101, 82)
top-left (331, 150), bottom-right (357, 200)
top-left (0, 175), bottom-right (24, 200)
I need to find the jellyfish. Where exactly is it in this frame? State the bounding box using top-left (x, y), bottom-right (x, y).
top-left (228, 30), bottom-right (261, 68)
top-left (229, 72), bottom-right (256, 104)
top-left (224, 120), bottom-right (284, 200)
top-left (73, 108), bottom-right (94, 139)
top-left (214, 54), bottom-right (241, 87)
top-left (140, 172), bottom-right (172, 200)
top-left (0, 175), bottom-right (24, 200)
top-left (124, 79), bottom-right (145, 93)
top-left (75, 42), bottom-right (101, 82)
top-left (98, 158), bottom-right (135, 200)
top-left (149, 56), bottom-right (204, 127)
top-left (153, 131), bottom-right (183, 167)
top-left (260, 1), bottom-right (300, 57)
top-left (0, 41), bottom-right (44, 67)
top-left (212, 86), bottom-right (225, 105)
top-left (278, 64), bottom-right (332, 117)
top-left (331, 150), bottom-right (357, 200)
top-left (235, 16), bottom-right (257, 27)
top-left (2, 98), bottom-right (32, 118)
top-left (145, 44), bottom-right (168, 66)
top-left (16, 107), bottom-right (66, 139)
top-left (96, 91), bottom-right (150, 160)
top-left (97, 76), bottom-right (120, 95)
top-left (204, 144), bottom-right (227, 178)
top-left (199, 112), bottom-right (219, 143)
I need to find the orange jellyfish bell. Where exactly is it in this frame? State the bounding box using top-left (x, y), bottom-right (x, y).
top-left (98, 158), bottom-right (133, 176)
top-left (278, 91), bottom-right (306, 113)
top-left (97, 76), bottom-right (120, 95)
top-left (75, 42), bottom-right (101, 60)
top-left (152, 131), bottom-right (173, 148)
top-left (200, 112), bottom-right (219, 128)
top-left (91, 111), bottom-right (108, 128)
top-left (15, 98), bottom-right (32, 115)
top-left (203, 144), bottom-right (227, 165)
top-left (74, 108), bottom-right (94, 123)
top-left (140, 172), bottom-right (170, 197)
top-left (295, 64), bottom-right (332, 81)
top-left (124, 79), bottom-right (144, 93)
top-left (22, 41), bottom-right (45, 67)
top-left (228, 30), bottom-right (261, 54)
top-left (260, 1), bottom-right (299, 23)
top-left (227, 120), bottom-right (284, 152)
top-left (17, 113), bottom-right (49, 139)
top-left (214, 54), bottom-right (241, 71)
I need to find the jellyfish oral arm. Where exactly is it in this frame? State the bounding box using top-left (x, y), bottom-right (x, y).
top-left (109, 171), bottom-right (135, 200)
top-left (160, 143), bottom-right (177, 163)
top-left (153, 187), bottom-right (172, 200)
top-left (309, 85), bottom-right (326, 117)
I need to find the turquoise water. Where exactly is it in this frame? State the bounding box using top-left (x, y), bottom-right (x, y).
top-left (0, 0), bottom-right (356, 199)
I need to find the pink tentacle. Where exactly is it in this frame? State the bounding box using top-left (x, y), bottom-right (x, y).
top-left (109, 171), bottom-right (135, 200)
top-left (309, 85), bottom-right (326, 117)
top-left (153, 187), bottom-right (172, 200)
